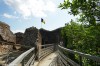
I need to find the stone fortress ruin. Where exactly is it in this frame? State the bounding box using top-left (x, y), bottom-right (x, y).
top-left (0, 21), bottom-right (64, 55)
top-left (0, 21), bottom-right (65, 65)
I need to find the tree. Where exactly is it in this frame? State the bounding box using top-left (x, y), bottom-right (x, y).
top-left (60, 0), bottom-right (100, 65)
top-left (62, 20), bottom-right (85, 50)
top-left (62, 21), bottom-right (100, 54)
top-left (59, 0), bottom-right (100, 25)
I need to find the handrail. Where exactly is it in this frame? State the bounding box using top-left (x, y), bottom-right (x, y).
top-left (38, 44), bottom-right (55, 61)
top-left (58, 45), bottom-right (100, 63)
top-left (39, 44), bottom-right (53, 47)
top-left (8, 47), bottom-right (35, 66)
top-left (58, 50), bottom-right (80, 66)
top-left (7, 44), bottom-right (100, 66)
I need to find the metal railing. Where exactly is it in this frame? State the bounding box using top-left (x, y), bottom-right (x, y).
top-left (8, 47), bottom-right (35, 66)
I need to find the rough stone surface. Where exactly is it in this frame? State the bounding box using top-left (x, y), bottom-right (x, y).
top-left (39, 28), bottom-right (63, 44)
top-left (22, 27), bottom-right (41, 47)
top-left (15, 32), bottom-right (24, 44)
top-left (0, 44), bottom-right (13, 55)
top-left (15, 27), bottom-right (63, 47)
top-left (0, 21), bottom-right (16, 43)
top-left (0, 21), bottom-right (16, 55)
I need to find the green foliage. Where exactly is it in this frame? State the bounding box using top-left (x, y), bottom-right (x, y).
top-left (61, 21), bottom-right (100, 56)
top-left (59, 0), bottom-right (100, 65)
top-left (59, 0), bottom-right (100, 56)
top-left (61, 21), bottom-right (100, 65)
top-left (59, 0), bottom-right (100, 25)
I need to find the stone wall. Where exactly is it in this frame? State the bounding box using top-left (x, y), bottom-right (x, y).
top-left (15, 32), bottom-right (24, 44)
top-left (22, 27), bottom-right (42, 47)
top-left (39, 27), bottom-right (63, 45)
top-left (15, 27), bottom-right (63, 47)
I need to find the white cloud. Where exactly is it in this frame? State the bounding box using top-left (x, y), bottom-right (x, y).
top-left (4, 0), bottom-right (56, 18)
top-left (12, 30), bottom-right (25, 33)
top-left (3, 13), bottom-right (18, 18)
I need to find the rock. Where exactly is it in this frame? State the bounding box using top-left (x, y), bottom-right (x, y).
top-left (0, 21), bottom-right (16, 55)
top-left (0, 21), bottom-right (16, 43)
top-left (0, 60), bottom-right (5, 65)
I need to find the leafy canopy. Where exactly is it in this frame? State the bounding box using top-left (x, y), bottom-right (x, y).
top-left (59, 0), bottom-right (100, 25)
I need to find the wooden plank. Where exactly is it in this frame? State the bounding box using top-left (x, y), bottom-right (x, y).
top-left (39, 48), bottom-right (54, 61)
top-left (8, 47), bottom-right (35, 66)
top-left (58, 45), bottom-right (100, 63)
top-left (58, 50), bottom-right (80, 66)
top-left (25, 53), bottom-right (35, 66)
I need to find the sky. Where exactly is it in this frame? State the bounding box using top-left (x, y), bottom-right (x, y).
top-left (0, 0), bottom-right (76, 33)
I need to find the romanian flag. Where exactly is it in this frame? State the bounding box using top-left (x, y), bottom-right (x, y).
top-left (41, 18), bottom-right (45, 24)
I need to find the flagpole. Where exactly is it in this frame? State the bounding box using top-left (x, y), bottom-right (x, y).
top-left (41, 22), bottom-right (42, 28)
top-left (41, 18), bottom-right (42, 28)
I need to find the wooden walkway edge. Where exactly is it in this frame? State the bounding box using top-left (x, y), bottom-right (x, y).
top-left (33, 52), bottom-right (57, 66)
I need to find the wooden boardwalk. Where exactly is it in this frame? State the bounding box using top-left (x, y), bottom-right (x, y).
top-left (8, 45), bottom-right (100, 66)
top-left (33, 52), bottom-right (57, 66)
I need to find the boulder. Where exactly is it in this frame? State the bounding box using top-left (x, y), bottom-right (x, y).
top-left (0, 21), bottom-right (16, 55)
top-left (0, 21), bottom-right (16, 43)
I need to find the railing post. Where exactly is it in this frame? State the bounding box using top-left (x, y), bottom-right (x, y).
top-left (37, 45), bottom-right (40, 61)
top-left (22, 59), bottom-right (25, 66)
top-left (53, 44), bottom-right (55, 51)
top-left (54, 43), bottom-right (57, 51)
top-left (79, 56), bottom-right (82, 66)
top-left (37, 44), bottom-right (41, 61)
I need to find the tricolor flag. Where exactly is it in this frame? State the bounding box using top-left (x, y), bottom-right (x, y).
top-left (41, 18), bottom-right (45, 24)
